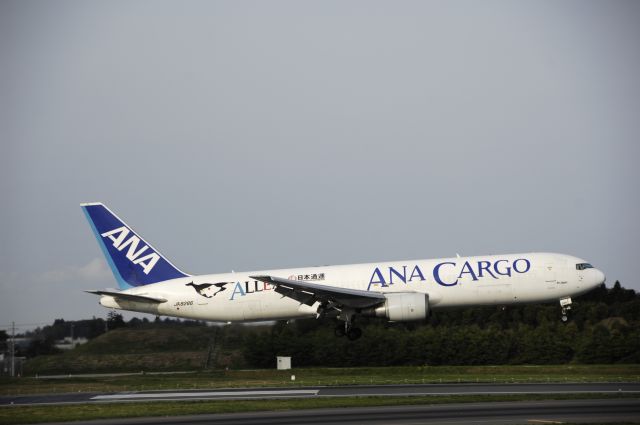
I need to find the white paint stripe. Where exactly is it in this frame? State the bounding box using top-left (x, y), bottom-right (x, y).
top-left (91, 388), bottom-right (638, 401)
top-left (91, 390), bottom-right (318, 400)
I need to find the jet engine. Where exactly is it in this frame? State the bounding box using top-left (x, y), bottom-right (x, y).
top-left (363, 292), bottom-right (429, 322)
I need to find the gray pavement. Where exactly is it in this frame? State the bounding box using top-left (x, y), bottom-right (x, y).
top-left (38, 399), bottom-right (640, 425)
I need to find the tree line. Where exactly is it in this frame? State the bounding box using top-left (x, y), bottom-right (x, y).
top-left (241, 281), bottom-right (640, 367)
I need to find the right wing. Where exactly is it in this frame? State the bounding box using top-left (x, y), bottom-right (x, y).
top-left (85, 290), bottom-right (167, 304)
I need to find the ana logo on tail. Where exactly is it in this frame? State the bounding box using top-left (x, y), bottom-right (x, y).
top-left (101, 226), bottom-right (160, 274)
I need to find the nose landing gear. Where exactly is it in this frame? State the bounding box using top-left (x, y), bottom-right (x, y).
top-left (560, 297), bottom-right (572, 322)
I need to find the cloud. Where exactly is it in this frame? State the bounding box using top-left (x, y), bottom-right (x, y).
top-left (38, 258), bottom-right (111, 284)
top-left (0, 259), bottom-right (115, 328)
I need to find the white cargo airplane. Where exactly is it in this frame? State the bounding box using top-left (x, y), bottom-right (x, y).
top-left (82, 203), bottom-right (605, 340)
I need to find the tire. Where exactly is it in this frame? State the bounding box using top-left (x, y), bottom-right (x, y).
top-left (347, 327), bottom-right (362, 341)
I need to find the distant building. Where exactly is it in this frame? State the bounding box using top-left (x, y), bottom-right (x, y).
top-left (55, 337), bottom-right (88, 350)
top-left (12, 337), bottom-right (31, 351)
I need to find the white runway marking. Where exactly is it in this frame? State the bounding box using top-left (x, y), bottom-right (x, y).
top-left (91, 389), bottom-right (318, 400)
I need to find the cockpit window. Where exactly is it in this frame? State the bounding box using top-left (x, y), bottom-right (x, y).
top-left (576, 263), bottom-right (594, 270)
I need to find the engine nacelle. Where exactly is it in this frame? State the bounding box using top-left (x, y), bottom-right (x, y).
top-left (364, 292), bottom-right (429, 322)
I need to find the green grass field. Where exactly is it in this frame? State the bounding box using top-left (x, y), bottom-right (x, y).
top-left (2, 364), bottom-right (639, 396)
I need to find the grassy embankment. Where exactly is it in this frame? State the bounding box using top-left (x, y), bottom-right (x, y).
top-left (23, 326), bottom-right (222, 375)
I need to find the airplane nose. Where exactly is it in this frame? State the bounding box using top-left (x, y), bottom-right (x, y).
top-left (593, 269), bottom-right (606, 287)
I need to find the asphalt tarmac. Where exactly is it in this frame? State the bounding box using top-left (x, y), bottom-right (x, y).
top-left (2, 382), bottom-right (639, 405)
top-left (37, 399), bottom-right (640, 425)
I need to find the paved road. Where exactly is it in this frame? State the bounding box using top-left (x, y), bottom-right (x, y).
top-left (2, 382), bottom-right (639, 405)
top-left (39, 399), bottom-right (640, 425)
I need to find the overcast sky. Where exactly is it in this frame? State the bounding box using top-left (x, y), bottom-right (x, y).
top-left (1, 0), bottom-right (639, 332)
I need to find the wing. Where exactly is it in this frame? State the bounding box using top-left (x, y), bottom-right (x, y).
top-left (85, 290), bottom-right (167, 304)
top-left (250, 275), bottom-right (385, 309)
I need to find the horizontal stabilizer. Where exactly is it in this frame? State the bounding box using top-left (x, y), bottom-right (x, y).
top-left (85, 290), bottom-right (167, 304)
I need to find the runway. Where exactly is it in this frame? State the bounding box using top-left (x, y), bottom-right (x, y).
top-left (2, 382), bottom-right (639, 405)
top-left (27, 399), bottom-right (640, 425)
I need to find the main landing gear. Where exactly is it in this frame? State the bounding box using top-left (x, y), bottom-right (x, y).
top-left (334, 309), bottom-right (362, 341)
top-left (560, 297), bottom-right (572, 322)
top-left (335, 323), bottom-right (362, 340)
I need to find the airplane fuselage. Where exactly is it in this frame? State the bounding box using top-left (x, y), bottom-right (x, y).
top-left (99, 252), bottom-right (605, 322)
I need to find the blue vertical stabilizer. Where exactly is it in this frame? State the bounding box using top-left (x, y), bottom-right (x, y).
top-left (81, 202), bottom-right (188, 289)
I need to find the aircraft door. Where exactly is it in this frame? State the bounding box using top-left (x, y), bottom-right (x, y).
top-left (544, 262), bottom-right (557, 291)
top-left (555, 259), bottom-right (569, 288)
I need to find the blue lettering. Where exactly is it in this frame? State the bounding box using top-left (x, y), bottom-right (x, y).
top-left (367, 267), bottom-right (387, 291)
top-left (409, 265), bottom-right (426, 282)
top-left (477, 261), bottom-right (498, 279)
top-left (513, 258), bottom-right (531, 274)
top-left (389, 266), bottom-right (407, 284)
top-left (494, 260), bottom-right (512, 277)
top-left (230, 282), bottom-right (246, 300)
top-left (457, 261), bottom-right (478, 281)
top-left (433, 262), bottom-right (458, 286)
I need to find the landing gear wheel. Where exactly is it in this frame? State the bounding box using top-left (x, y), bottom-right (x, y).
top-left (334, 326), bottom-right (346, 337)
top-left (346, 327), bottom-right (362, 341)
top-left (561, 315), bottom-right (568, 322)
